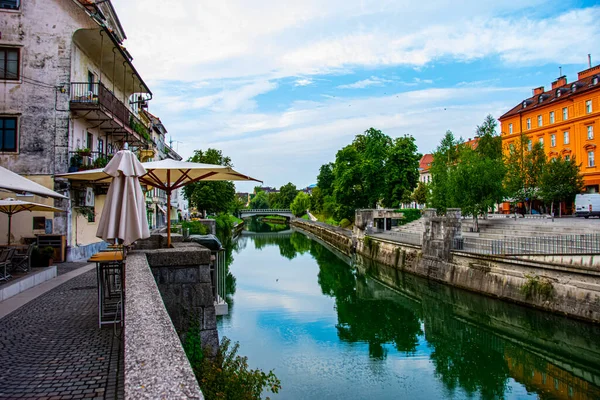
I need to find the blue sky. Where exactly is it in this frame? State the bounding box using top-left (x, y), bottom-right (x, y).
top-left (112, 0), bottom-right (600, 192)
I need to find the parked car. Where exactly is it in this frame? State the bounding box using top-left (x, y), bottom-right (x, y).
top-left (575, 194), bottom-right (600, 218)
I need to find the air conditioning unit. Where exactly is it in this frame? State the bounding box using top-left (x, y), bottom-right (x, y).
top-left (85, 187), bottom-right (95, 207)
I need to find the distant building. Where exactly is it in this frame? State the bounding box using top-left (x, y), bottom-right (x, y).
top-left (303, 184), bottom-right (317, 194)
top-left (256, 186), bottom-right (278, 194)
top-left (419, 154), bottom-right (433, 183)
top-left (499, 63), bottom-right (600, 192)
top-left (236, 192), bottom-right (250, 207)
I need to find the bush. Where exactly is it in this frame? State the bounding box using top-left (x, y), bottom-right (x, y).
top-left (393, 208), bottom-right (421, 226)
top-left (339, 218), bottom-right (352, 229)
top-left (184, 329), bottom-right (281, 400)
top-left (181, 221), bottom-right (210, 235)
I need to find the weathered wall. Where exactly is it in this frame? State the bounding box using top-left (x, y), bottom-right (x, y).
top-left (136, 244), bottom-right (220, 354)
top-left (296, 218), bottom-right (600, 323)
top-left (292, 219), bottom-right (353, 256)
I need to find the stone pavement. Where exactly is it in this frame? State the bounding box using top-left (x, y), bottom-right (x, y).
top-left (0, 270), bottom-right (124, 399)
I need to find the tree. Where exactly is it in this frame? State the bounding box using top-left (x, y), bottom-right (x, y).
top-left (357, 128), bottom-right (392, 208)
top-left (504, 135), bottom-right (546, 213)
top-left (317, 163), bottom-right (335, 196)
top-left (290, 192), bottom-right (310, 217)
top-left (382, 135), bottom-right (421, 207)
top-left (183, 149), bottom-right (236, 215)
top-left (332, 144), bottom-right (365, 220)
top-left (310, 186), bottom-right (324, 213)
top-left (248, 191), bottom-right (269, 209)
top-left (428, 131), bottom-right (460, 212)
top-left (539, 156), bottom-right (584, 217)
top-left (277, 183), bottom-right (298, 209)
top-left (412, 181), bottom-right (429, 206)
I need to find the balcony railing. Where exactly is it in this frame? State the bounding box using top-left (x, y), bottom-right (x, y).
top-left (70, 82), bottom-right (152, 145)
top-left (68, 150), bottom-right (111, 171)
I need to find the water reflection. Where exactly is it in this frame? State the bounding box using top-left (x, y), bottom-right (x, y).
top-left (219, 227), bottom-right (600, 399)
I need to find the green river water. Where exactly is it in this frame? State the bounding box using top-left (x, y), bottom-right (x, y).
top-left (217, 221), bottom-right (600, 399)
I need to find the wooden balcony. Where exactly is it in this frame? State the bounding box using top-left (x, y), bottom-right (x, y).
top-left (70, 82), bottom-right (152, 148)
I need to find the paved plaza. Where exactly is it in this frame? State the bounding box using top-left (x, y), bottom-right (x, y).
top-left (0, 270), bottom-right (123, 399)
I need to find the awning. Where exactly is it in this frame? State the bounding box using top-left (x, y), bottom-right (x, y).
top-left (157, 204), bottom-right (166, 214)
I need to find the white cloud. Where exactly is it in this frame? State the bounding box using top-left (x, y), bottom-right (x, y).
top-left (294, 78), bottom-right (314, 87)
top-left (337, 76), bottom-right (390, 89)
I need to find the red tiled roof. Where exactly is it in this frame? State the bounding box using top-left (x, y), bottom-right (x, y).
top-left (419, 154), bottom-right (433, 171)
top-left (500, 71), bottom-right (600, 120)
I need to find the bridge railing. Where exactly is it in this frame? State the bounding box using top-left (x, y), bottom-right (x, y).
top-left (241, 209), bottom-right (292, 213)
top-left (453, 234), bottom-right (600, 255)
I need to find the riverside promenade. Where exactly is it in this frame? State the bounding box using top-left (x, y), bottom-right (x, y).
top-left (0, 263), bottom-right (124, 399)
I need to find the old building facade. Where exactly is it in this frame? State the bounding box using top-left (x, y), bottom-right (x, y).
top-left (0, 0), bottom-right (159, 259)
top-left (499, 64), bottom-right (600, 192)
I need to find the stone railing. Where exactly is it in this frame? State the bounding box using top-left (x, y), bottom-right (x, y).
top-left (125, 253), bottom-right (204, 399)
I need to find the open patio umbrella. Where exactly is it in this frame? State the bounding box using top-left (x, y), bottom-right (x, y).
top-left (58, 159), bottom-right (261, 247)
top-left (0, 165), bottom-right (67, 199)
top-left (0, 198), bottom-right (64, 245)
top-left (96, 150), bottom-right (150, 246)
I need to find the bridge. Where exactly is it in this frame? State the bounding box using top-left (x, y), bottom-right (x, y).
top-left (239, 209), bottom-right (294, 219)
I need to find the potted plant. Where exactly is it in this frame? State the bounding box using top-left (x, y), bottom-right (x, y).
top-left (42, 246), bottom-right (55, 266)
top-left (77, 147), bottom-right (92, 157)
top-left (69, 154), bottom-right (83, 172)
top-left (93, 156), bottom-right (109, 169)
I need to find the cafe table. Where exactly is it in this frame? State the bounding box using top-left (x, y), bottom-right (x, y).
top-left (88, 250), bottom-right (124, 327)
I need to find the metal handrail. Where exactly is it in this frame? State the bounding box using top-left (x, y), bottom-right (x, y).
top-left (453, 234), bottom-right (600, 255)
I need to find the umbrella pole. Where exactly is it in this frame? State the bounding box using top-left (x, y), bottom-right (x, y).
top-left (7, 213), bottom-right (11, 246)
top-left (167, 190), bottom-right (171, 248)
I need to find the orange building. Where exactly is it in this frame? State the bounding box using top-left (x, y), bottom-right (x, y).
top-left (499, 65), bottom-right (600, 192)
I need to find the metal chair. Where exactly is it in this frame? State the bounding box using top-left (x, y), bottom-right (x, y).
top-left (0, 248), bottom-right (15, 281)
top-left (10, 244), bottom-right (34, 273)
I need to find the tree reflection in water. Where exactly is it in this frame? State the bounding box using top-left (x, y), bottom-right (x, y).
top-left (230, 227), bottom-right (600, 400)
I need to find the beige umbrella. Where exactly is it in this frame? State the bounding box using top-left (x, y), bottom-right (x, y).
top-left (0, 165), bottom-right (67, 199)
top-left (57, 158), bottom-right (261, 247)
top-left (0, 198), bottom-right (64, 245)
top-left (138, 159), bottom-right (261, 247)
top-left (96, 150), bottom-right (150, 246)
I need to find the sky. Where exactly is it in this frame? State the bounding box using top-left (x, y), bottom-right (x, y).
top-left (111, 0), bottom-right (600, 193)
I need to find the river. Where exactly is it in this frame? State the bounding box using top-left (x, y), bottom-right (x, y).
top-left (217, 222), bottom-right (600, 399)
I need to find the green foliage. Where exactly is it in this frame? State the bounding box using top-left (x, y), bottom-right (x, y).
top-left (42, 246), bottom-right (55, 259)
top-left (248, 191), bottom-right (269, 209)
top-left (363, 235), bottom-right (373, 248)
top-left (504, 135), bottom-right (547, 211)
top-left (183, 149), bottom-right (236, 215)
top-left (309, 186), bottom-right (324, 213)
top-left (215, 213), bottom-right (234, 244)
top-left (539, 156), bottom-right (584, 212)
top-left (317, 163), bottom-right (335, 197)
top-left (301, 213), bottom-right (310, 220)
top-left (185, 333), bottom-right (281, 400)
top-left (290, 192), bottom-right (310, 217)
top-left (393, 208), bottom-right (421, 225)
top-left (382, 135), bottom-right (421, 208)
top-left (339, 218), bottom-right (352, 229)
top-left (129, 116), bottom-right (151, 142)
top-left (277, 182), bottom-right (299, 209)
top-left (181, 221), bottom-right (210, 235)
top-left (412, 181), bottom-right (429, 205)
top-left (520, 274), bottom-right (554, 300)
top-left (428, 130), bottom-right (461, 213)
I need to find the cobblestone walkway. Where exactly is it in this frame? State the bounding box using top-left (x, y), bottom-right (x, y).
top-left (0, 270), bottom-right (123, 399)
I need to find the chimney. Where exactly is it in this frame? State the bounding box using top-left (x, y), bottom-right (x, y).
top-left (533, 86), bottom-right (545, 96)
top-left (578, 65), bottom-right (600, 80)
top-left (551, 76), bottom-right (567, 89)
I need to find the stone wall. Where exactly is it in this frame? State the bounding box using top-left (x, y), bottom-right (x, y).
top-left (133, 243), bottom-right (219, 354)
top-left (125, 253), bottom-right (204, 399)
top-left (291, 220), bottom-right (354, 256)
top-left (296, 217), bottom-right (600, 323)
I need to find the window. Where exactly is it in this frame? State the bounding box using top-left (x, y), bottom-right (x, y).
top-left (32, 217), bottom-right (45, 230)
top-left (589, 151), bottom-right (595, 167)
top-left (588, 125), bottom-right (594, 140)
top-left (550, 111), bottom-right (555, 124)
top-left (593, 76), bottom-right (599, 85)
top-left (564, 131), bottom-right (569, 144)
top-left (527, 140), bottom-right (532, 152)
top-left (526, 118), bottom-right (531, 130)
top-left (522, 100), bottom-right (528, 108)
top-left (586, 100), bottom-right (593, 114)
top-left (565, 155), bottom-right (570, 161)
top-left (551, 134), bottom-right (556, 147)
top-left (556, 89), bottom-right (562, 97)
top-left (509, 123), bottom-right (513, 134)
top-left (539, 137), bottom-right (544, 147)
top-left (0, 47), bottom-right (19, 80)
top-left (0, 117), bottom-right (17, 152)
top-left (0, 0), bottom-right (19, 10)
top-left (563, 107), bottom-right (568, 121)
top-left (98, 138), bottom-right (104, 154)
top-left (537, 115), bottom-right (542, 127)
top-left (571, 83), bottom-right (578, 92)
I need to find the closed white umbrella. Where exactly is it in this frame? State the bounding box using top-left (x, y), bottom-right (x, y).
top-left (0, 198), bottom-right (64, 245)
top-left (0, 165), bottom-right (67, 199)
top-left (96, 150), bottom-right (150, 246)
